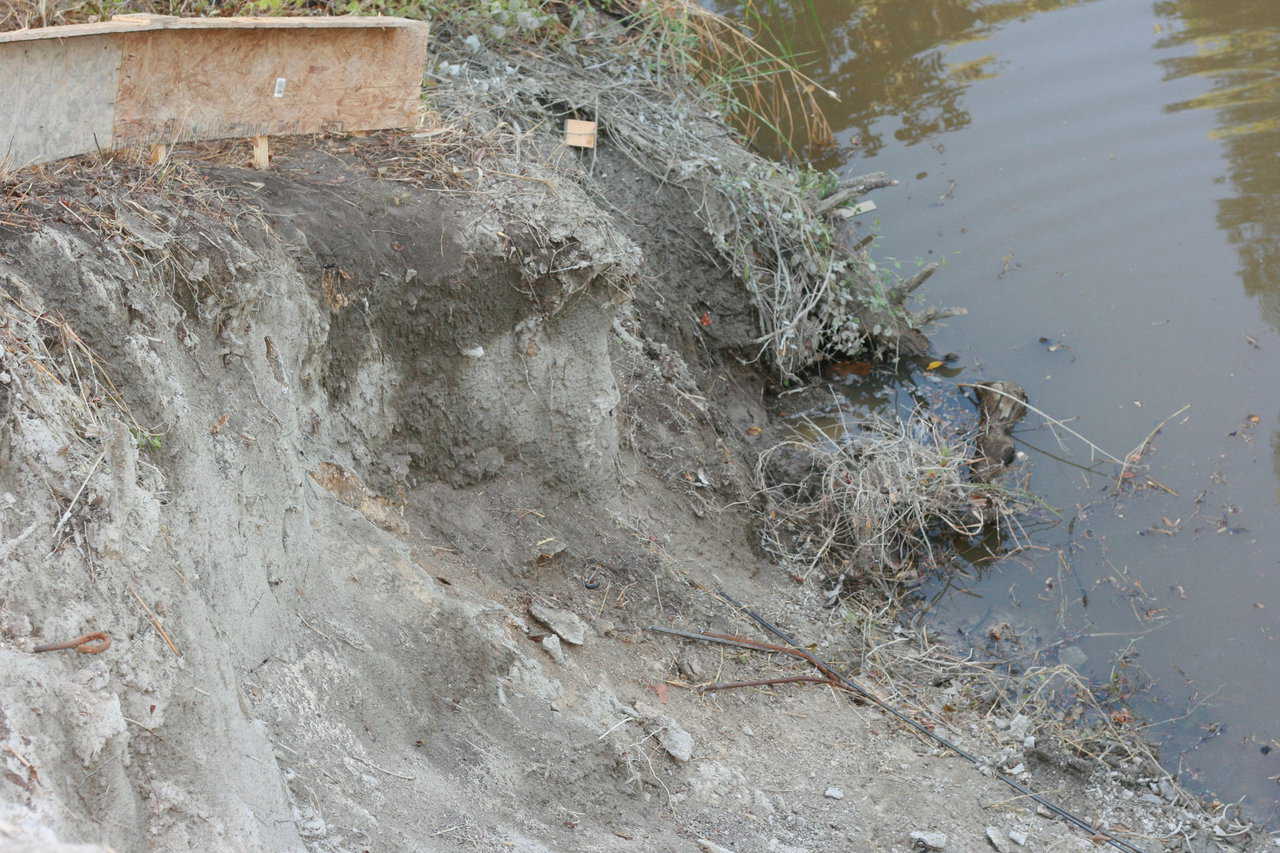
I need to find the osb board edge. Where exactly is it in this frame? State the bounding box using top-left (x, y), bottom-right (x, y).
top-left (0, 14), bottom-right (427, 44)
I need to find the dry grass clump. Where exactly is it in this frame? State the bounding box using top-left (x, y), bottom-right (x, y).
top-left (604, 0), bottom-right (834, 151)
top-left (1, 144), bottom-right (227, 229)
top-left (432, 44), bottom-right (895, 379)
top-left (829, 604), bottom-right (1255, 844)
top-left (0, 289), bottom-right (141, 439)
top-left (0, 285), bottom-right (152, 562)
top-left (755, 410), bottom-right (1027, 588)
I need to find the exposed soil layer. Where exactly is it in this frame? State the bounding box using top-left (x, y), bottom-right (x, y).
top-left (0, 114), bottom-right (1262, 853)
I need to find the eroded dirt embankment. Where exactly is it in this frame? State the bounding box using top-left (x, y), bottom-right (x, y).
top-left (0, 67), bottom-right (1259, 853)
top-left (0, 133), bottom-right (652, 849)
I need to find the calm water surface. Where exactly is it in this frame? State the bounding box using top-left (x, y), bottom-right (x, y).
top-left (716, 0), bottom-right (1280, 819)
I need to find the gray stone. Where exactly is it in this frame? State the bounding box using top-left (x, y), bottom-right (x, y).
top-left (678, 654), bottom-right (707, 680)
top-left (529, 539), bottom-right (567, 565)
top-left (823, 786), bottom-right (844, 800)
top-left (540, 634), bottom-right (566, 664)
top-left (507, 835), bottom-right (554, 853)
top-left (1007, 714), bottom-right (1031, 739)
top-left (1185, 830), bottom-right (1225, 853)
top-left (767, 840), bottom-right (810, 853)
top-left (910, 831), bottom-right (947, 850)
top-left (657, 717), bottom-right (694, 762)
top-left (985, 826), bottom-right (1009, 852)
top-left (696, 841), bottom-right (737, 853)
top-left (1008, 830), bottom-right (1027, 846)
top-left (529, 600), bottom-right (587, 645)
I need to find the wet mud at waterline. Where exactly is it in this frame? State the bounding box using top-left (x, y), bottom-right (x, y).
top-left (715, 0), bottom-right (1280, 823)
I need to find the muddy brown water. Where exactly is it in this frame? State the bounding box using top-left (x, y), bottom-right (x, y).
top-left (714, 0), bottom-right (1280, 821)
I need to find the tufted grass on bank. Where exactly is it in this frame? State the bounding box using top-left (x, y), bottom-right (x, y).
top-left (754, 409), bottom-right (1035, 593)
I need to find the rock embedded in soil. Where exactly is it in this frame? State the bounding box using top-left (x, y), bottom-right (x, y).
top-left (651, 715), bottom-right (694, 762)
top-left (540, 634), bottom-right (566, 665)
top-left (767, 840), bottom-right (810, 853)
top-left (677, 653), bottom-right (707, 681)
top-left (634, 701), bottom-right (694, 761)
top-left (696, 840), bottom-right (737, 853)
top-left (528, 601), bottom-right (587, 645)
top-left (910, 830), bottom-right (948, 850)
top-left (823, 786), bottom-right (844, 800)
top-left (985, 826), bottom-right (1010, 852)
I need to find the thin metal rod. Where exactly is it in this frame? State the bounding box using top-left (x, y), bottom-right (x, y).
top-left (701, 675), bottom-right (837, 693)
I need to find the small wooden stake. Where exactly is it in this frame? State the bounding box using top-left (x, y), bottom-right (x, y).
top-left (252, 135), bottom-right (270, 170)
top-left (148, 143), bottom-right (167, 165)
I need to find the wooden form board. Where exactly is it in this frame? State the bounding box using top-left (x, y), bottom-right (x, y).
top-left (0, 14), bottom-right (428, 170)
top-left (0, 36), bottom-right (120, 167)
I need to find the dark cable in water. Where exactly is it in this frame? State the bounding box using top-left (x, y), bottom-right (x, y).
top-left (654, 588), bottom-right (1149, 853)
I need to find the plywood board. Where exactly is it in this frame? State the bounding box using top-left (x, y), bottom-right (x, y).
top-left (0, 14), bottom-right (423, 42)
top-left (0, 35), bottom-right (119, 169)
top-left (0, 19), bottom-right (153, 43)
top-left (111, 14), bottom-right (426, 29)
top-left (112, 24), bottom-right (429, 145)
top-left (0, 15), bottom-right (428, 168)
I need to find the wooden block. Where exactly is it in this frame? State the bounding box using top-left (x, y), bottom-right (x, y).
top-left (564, 119), bottom-right (597, 149)
top-left (149, 143), bottom-right (167, 164)
top-left (252, 135), bottom-right (270, 170)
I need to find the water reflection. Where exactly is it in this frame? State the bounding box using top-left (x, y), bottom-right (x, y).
top-left (715, 0), bottom-right (1096, 157)
top-left (1154, 0), bottom-right (1280, 332)
top-left (722, 0), bottom-right (1280, 334)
